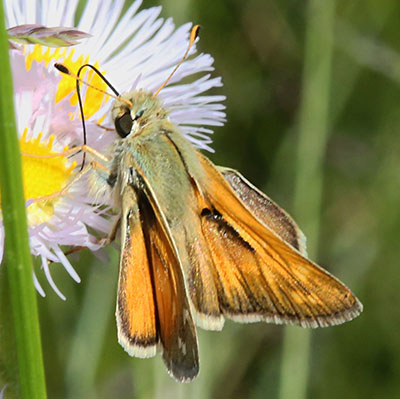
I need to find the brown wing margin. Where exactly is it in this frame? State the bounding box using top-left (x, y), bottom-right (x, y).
top-left (117, 185), bottom-right (199, 382)
top-left (218, 167), bottom-right (307, 256)
top-left (195, 153), bottom-right (363, 328)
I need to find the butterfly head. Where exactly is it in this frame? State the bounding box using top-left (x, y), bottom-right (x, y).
top-left (112, 90), bottom-right (168, 138)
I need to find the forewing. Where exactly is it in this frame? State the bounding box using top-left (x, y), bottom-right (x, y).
top-left (116, 186), bottom-right (157, 358)
top-left (144, 196), bottom-right (200, 382)
top-left (197, 154), bottom-right (362, 327)
top-left (117, 185), bottom-right (199, 381)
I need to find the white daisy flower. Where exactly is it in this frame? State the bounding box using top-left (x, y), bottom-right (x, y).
top-left (2, 0), bottom-right (226, 297)
top-left (3, 52), bottom-right (112, 299)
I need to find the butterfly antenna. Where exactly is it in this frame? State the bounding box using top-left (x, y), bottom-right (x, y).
top-left (55, 63), bottom-right (133, 170)
top-left (153, 24), bottom-right (200, 97)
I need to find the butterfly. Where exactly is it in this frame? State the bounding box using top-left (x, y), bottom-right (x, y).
top-left (56, 25), bottom-right (362, 383)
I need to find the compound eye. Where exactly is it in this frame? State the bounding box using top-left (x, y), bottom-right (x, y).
top-left (115, 111), bottom-right (132, 138)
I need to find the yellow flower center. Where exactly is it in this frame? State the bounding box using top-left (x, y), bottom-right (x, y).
top-left (20, 129), bottom-right (76, 225)
top-left (1, 44), bottom-right (111, 225)
top-left (25, 45), bottom-right (109, 119)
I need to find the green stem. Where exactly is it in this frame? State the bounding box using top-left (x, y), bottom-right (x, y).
top-left (0, 6), bottom-right (47, 399)
top-left (279, 1), bottom-right (335, 399)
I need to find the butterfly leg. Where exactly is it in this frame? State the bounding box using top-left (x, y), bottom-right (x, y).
top-left (21, 143), bottom-right (110, 163)
top-left (97, 216), bottom-right (121, 247)
top-left (22, 143), bottom-right (111, 203)
top-left (25, 146), bottom-right (116, 264)
top-left (28, 160), bottom-right (109, 203)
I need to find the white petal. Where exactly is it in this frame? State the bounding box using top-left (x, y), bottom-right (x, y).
top-left (41, 256), bottom-right (66, 300)
top-left (33, 272), bottom-right (46, 297)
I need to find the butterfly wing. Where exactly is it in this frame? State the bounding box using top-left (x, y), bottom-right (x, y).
top-left (116, 186), bottom-right (157, 357)
top-left (142, 191), bottom-right (199, 382)
top-left (194, 153), bottom-right (362, 327)
top-left (116, 185), bottom-right (199, 381)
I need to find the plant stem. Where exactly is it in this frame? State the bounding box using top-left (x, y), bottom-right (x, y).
top-left (279, 1), bottom-right (336, 398)
top-left (0, 6), bottom-right (47, 399)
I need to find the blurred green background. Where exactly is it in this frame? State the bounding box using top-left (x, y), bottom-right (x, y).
top-left (3, 0), bottom-right (400, 398)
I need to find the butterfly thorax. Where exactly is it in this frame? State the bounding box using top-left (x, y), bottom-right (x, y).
top-left (108, 90), bottom-right (188, 207)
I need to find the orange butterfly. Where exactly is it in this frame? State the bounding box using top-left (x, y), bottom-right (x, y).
top-left (57, 26), bottom-right (362, 382)
top-left (110, 92), bottom-right (362, 381)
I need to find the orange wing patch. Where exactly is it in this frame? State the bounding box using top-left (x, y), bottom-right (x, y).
top-left (195, 153), bottom-right (362, 328)
top-left (116, 187), bottom-right (157, 358)
top-left (117, 185), bottom-right (199, 381)
top-left (147, 205), bottom-right (199, 382)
